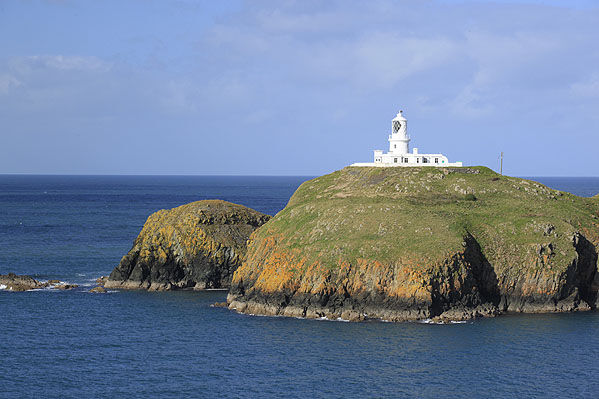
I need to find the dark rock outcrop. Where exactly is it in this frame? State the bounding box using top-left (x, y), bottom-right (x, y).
top-left (0, 273), bottom-right (44, 291)
top-left (105, 200), bottom-right (270, 291)
top-left (54, 284), bottom-right (79, 290)
top-left (0, 273), bottom-right (78, 291)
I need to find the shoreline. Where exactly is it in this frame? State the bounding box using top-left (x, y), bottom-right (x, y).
top-left (226, 295), bottom-right (595, 323)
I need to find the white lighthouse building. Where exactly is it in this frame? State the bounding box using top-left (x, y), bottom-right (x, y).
top-left (352, 110), bottom-right (462, 167)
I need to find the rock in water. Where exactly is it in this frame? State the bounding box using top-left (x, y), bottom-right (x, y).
top-left (95, 276), bottom-right (108, 286)
top-left (0, 274), bottom-right (78, 291)
top-left (54, 283), bottom-right (78, 290)
top-left (0, 273), bottom-right (44, 291)
top-left (227, 167), bottom-right (599, 322)
top-left (105, 200), bottom-right (270, 291)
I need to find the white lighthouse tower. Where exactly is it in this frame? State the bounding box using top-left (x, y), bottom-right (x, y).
top-left (388, 110), bottom-right (410, 154)
top-left (351, 108), bottom-right (463, 167)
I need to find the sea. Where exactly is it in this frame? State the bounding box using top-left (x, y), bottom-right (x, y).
top-left (1, 175), bottom-right (599, 398)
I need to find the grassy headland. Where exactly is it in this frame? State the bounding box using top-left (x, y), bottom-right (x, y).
top-left (229, 166), bottom-right (599, 321)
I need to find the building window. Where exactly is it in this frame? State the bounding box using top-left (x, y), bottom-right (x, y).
top-left (435, 158), bottom-right (438, 163)
top-left (416, 158), bottom-right (420, 163)
top-left (394, 144), bottom-right (397, 149)
top-left (423, 158), bottom-right (428, 164)
top-left (394, 158), bottom-right (398, 163)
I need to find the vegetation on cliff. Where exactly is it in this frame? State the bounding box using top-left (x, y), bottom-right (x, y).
top-left (106, 200), bottom-right (270, 291)
top-left (228, 166), bottom-right (599, 321)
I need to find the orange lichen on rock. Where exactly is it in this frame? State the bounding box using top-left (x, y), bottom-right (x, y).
top-left (229, 167), bottom-right (599, 321)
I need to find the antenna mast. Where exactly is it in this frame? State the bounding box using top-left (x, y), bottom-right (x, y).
top-left (500, 152), bottom-right (504, 175)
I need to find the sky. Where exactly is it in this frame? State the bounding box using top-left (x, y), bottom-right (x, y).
top-left (0, 0), bottom-right (598, 176)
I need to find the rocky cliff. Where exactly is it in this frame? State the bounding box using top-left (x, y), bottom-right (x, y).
top-left (105, 200), bottom-right (270, 291)
top-left (227, 167), bottom-right (599, 321)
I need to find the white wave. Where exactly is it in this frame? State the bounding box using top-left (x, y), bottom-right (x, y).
top-left (418, 318), bottom-right (470, 325)
top-left (88, 290), bottom-right (118, 294)
top-left (418, 318), bottom-right (445, 325)
top-left (315, 316), bottom-right (349, 322)
top-left (39, 280), bottom-right (64, 285)
top-left (247, 313), bottom-right (268, 317)
top-left (0, 284), bottom-right (7, 290)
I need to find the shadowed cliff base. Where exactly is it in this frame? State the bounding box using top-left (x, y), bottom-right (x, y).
top-left (227, 166), bottom-right (599, 322)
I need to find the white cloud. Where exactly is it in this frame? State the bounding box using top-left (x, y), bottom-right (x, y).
top-left (448, 84), bottom-right (495, 117)
top-left (299, 33), bottom-right (460, 88)
top-left (350, 33), bottom-right (460, 87)
top-left (463, 30), bottom-right (562, 87)
top-left (201, 1), bottom-right (597, 104)
top-left (205, 11), bottom-right (462, 90)
top-left (40, 55), bottom-right (111, 71)
top-left (0, 74), bottom-right (21, 95)
top-left (570, 73), bottom-right (599, 98)
top-left (0, 54), bottom-right (119, 119)
top-left (9, 55), bottom-right (112, 74)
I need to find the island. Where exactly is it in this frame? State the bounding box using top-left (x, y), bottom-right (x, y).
top-left (226, 166), bottom-right (599, 321)
top-left (105, 200), bottom-right (270, 291)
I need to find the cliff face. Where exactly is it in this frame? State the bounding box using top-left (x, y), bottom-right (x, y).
top-left (106, 200), bottom-right (270, 291)
top-left (228, 167), bottom-right (599, 321)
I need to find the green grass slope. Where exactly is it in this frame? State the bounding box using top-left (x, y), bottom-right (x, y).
top-left (229, 167), bottom-right (599, 321)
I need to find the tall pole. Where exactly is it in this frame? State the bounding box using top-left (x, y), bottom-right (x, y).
top-left (500, 152), bottom-right (504, 175)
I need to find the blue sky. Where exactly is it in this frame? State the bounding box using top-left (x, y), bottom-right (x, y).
top-left (1, 0), bottom-right (598, 176)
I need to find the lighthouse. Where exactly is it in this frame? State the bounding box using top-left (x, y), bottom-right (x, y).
top-left (351, 109), bottom-right (463, 167)
top-left (388, 110), bottom-right (410, 154)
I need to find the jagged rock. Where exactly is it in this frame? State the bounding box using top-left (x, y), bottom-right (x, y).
top-left (0, 273), bottom-right (44, 291)
top-left (227, 166), bottom-right (599, 322)
top-left (89, 286), bottom-right (107, 293)
top-left (105, 200), bottom-right (270, 291)
top-left (54, 284), bottom-right (78, 290)
top-left (95, 276), bottom-right (108, 286)
top-left (0, 274), bottom-right (78, 291)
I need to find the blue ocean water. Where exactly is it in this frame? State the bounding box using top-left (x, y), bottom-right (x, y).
top-left (1, 175), bottom-right (599, 399)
